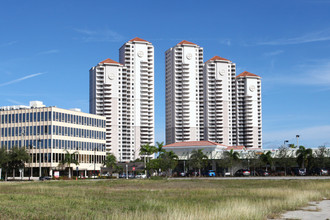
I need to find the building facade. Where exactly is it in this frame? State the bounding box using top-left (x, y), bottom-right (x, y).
top-left (165, 41), bottom-right (262, 148)
top-left (165, 40), bottom-right (204, 144)
top-left (90, 37), bottom-right (155, 162)
top-left (0, 101), bottom-right (106, 177)
top-left (234, 71), bottom-right (262, 148)
top-left (203, 56), bottom-right (236, 146)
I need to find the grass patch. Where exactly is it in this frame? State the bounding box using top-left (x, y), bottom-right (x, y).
top-left (0, 179), bottom-right (330, 219)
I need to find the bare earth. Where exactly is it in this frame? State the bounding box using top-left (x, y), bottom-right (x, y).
top-left (274, 199), bottom-right (330, 220)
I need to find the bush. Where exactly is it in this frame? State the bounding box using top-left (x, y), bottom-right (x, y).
top-left (150, 176), bottom-right (166, 180)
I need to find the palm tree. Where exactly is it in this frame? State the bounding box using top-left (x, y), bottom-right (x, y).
top-left (140, 144), bottom-right (157, 176)
top-left (60, 150), bottom-right (79, 178)
top-left (260, 151), bottom-right (273, 171)
top-left (224, 149), bottom-right (240, 176)
top-left (156, 141), bottom-right (165, 155)
top-left (189, 149), bottom-right (208, 177)
top-left (103, 153), bottom-right (117, 177)
top-left (296, 146), bottom-right (313, 169)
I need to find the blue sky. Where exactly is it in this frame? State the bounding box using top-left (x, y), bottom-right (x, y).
top-left (1, 0), bottom-right (330, 149)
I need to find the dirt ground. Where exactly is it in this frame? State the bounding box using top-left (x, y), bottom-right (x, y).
top-left (274, 199), bottom-right (330, 220)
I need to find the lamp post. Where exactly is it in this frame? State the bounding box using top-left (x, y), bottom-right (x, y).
top-left (94, 146), bottom-right (96, 178)
top-left (284, 140), bottom-right (288, 147)
top-left (296, 135), bottom-right (300, 148)
top-left (38, 138), bottom-right (41, 177)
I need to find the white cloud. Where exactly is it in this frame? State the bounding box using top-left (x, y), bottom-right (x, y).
top-left (74, 28), bottom-right (125, 42)
top-left (37, 49), bottom-right (59, 55)
top-left (0, 41), bottom-right (17, 47)
top-left (219, 39), bottom-right (231, 46)
top-left (0, 72), bottom-right (44, 87)
top-left (264, 60), bottom-right (330, 86)
top-left (258, 29), bottom-right (330, 45)
top-left (264, 50), bottom-right (284, 56)
top-left (263, 125), bottom-right (330, 148)
top-left (6, 99), bottom-right (24, 105)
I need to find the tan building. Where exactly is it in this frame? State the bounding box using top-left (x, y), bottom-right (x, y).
top-left (90, 37), bottom-right (155, 162)
top-left (0, 101), bottom-right (106, 177)
top-left (234, 71), bottom-right (262, 148)
top-left (165, 40), bottom-right (204, 144)
top-left (203, 56), bottom-right (236, 146)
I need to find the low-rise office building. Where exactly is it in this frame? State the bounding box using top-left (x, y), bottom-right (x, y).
top-left (0, 101), bottom-right (106, 177)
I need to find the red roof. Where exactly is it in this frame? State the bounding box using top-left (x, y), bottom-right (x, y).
top-left (99, 58), bottom-right (122, 65)
top-left (177, 40), bottom-right (197, 46)
top-left (164, 141), bottom-right (226, 148)
top-left (236, 71), bottom-right (260, 78)
top-left (164, 141), bottom-right (230, 148)
top-left (128, 37), bottom-right (149, 43)
top-left (226, 146), bottom-right (245, 150)
top-left (207, 55), bottom-right (230, 62)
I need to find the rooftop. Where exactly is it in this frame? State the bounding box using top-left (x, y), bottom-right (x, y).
top-left (236, 71), bottom-right (260, 78)
top-left (206, 55), bottom-right (231, 62)
top-left (128, 37), bottom-right (150, 43)
top-left (99, 58), bottom-right (122, 65)
top-left (177, 40), bottom-right (197, 46)
top-left (164, 141), bottom-right (248, 151)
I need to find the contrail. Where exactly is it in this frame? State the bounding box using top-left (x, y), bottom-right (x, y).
top-left (0, 72), bottom-right (44, 87)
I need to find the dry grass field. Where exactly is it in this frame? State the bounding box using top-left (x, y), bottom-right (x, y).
top-left (0, 179), bottom-right (330, 220)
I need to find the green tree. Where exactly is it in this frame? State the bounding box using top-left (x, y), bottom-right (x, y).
top-left (60, 150), bottom-right (79, 178)
top-left (158, 151), bottom-right (178, 177)
top-left (0, 147), bottom-right (9, 181)
top-left (296, 146), bottom-right (313, 169)
top-left (277, 146), bottom-right (294, 176)
top-left (189, 149), bottom-right (208, 177)
top-left (8, 147), bottom-right (30, 179)
top-left (140, 143), bottom-right (157, 176)
top-left (260, 151), bottom-right (273, 171)
top-left (156, 141), bottom-right (165, 155)
top-left (314, 146), bottom-right (329, 168)
top-left (224, 149), bottom-right (240, 176)
top-left (103, 153), bottom-right (117, 177)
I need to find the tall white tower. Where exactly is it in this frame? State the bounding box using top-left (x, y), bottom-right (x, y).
top-left (90, 58), bottom-right (125, 160)
top-left (90, 37), bottom-right (155, 161)
top-left (203, 56), bottom-right (236, 146)
top-left (165, 40), bottom-right (204, 144)
top-left (119, 37), bottom-right (155, 160)
top-left (234, 71), bottom-right (262, 148)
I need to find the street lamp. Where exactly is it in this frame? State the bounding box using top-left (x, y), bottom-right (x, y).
top-left (38, 138), bottom-right (41, 177)
top-left (94, 146), bottom-right (96, 178)
top-left (284, 140), bottom-right (289, 146)
top-left (296, 135), bottom-right (300, 148)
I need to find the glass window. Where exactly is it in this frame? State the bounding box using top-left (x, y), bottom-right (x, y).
top-left (22, 113), bottom-right (25, 122)
top-left (41, 112), bottom-right (44, 121)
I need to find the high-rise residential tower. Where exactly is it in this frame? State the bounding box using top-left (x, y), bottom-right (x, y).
top-left (165, 41), bottom-right (262, 148)
top-left (234, 71), bottom-right (262, 148)
top-left (165, 40), bottom-right (204, 144)
top-left (90, 37), bottom-right (155, 162)
top-left (203, 56), bottom-right (236, 146)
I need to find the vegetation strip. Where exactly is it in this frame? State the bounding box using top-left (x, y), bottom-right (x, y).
top-left (0, 179), bottom-right (330, 220)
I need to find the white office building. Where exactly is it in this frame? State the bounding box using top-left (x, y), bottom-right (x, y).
top-left (165, 40), bottom-right (204, 144)
top-left (234, 71), bottom-right (262, 148)
top-left (90, 37), bottom-right (155, 162)
top-left (0, 101), bottom-right (106, 178)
